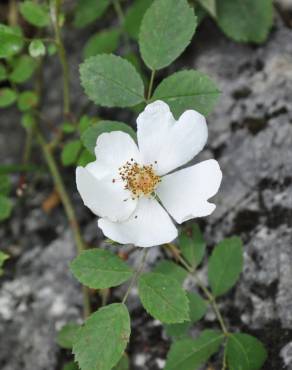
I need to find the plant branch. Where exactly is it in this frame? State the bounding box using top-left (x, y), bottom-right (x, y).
top-left (122, 249), bottom-right (149, 304)
top-left (147, 70), bottom-right (156, 101)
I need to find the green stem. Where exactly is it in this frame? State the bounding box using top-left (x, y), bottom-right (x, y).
top-left (166, 243), bottom-right (229, 335)
top-left (112, 0), bottom-right (131, 54)
top-left (147, 70), bottom-right (156, 101)
top-left (122, 249), bottom-right (149, 304)
top-left (50, 0), bottom-right (71, 115)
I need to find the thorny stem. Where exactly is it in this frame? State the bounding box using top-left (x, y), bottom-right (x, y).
top-left (147, 70), bottom-right (156, 101)
top-left (166, 243), bottom-right (229, 335)
top-left (122, 249), bottom-right (149, 304)
top-left (50, 0), bottom-right (71, 115)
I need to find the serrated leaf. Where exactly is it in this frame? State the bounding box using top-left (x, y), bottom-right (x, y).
top-left (80, 54), bottom-right (145, 107)
top-left (0, 195), bottom-right (13, 221)
top-left (0, 24), bottom-right (24, 58)
top-left (153, 260), bottom-right (188, 285)
top-left (197, 0), bottom-right (216, 17)
top-left (208, 237), bottom-right (243, 297)
top-left (0, 88), bottom-right (17, 108)
top-left (81, 121), bottom-right (136, 154)
top-left (0, 175), bottom-right (11, 196)
top-left (0, 64), bottom-right (7, 81)
top-left (83, 29), bottom-right (120, 59)
top-left (152, 70), bottom-right (220, 118)
top-left (139, 0), bottom-right (197, 70)
top-left (77, 149), bottom-right (95, 167)
top-left (165, 321), bottom-right (190, 340)
top-left (138, 272), bottom-right (189, 324)
top-left (57, 323), bottom-right (80, 349)
top-left (9, 55), bottom-right (37, 83)
top-left (216, 0), bottom-right (273, 43)
top-left (74, 0), bottom-right (110, 28)
top-left (165, 329), bottom-right (224, 370)
top-left (61, 140), bottom-right (82, 166)
top-left (178, 224), bottom-right (206, 268)
top-left (124, 0), bottom-right (153, 40)
top-left (226, 333), bottom-right (267, 370)
top-left (19, 1), bottom-right (50, 28)
top-left (113, 355), bottom-right (129, 370)
top-left (73, 303), bottom-right (131, 370)
top-left (17, 91), bottom-right (38, 111)
top-left (29, 39), bottom-right (46, 58)
top-left (70, 249), bottom-right (133, 289)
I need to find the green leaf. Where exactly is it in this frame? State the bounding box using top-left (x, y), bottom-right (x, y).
top-left (124, 0), bottom-right (153, 40)
top-left (77, 149), bottom-right (95, 167)
top-left (61, 140), bottom-right (82, 166)
top-left (165, 329), bottom-right (224, 370)
top-left (178, 224), bottom-right (206, 268)
top-left (226, 333), bottom-right (267, 370)
top-left (78, 115), bottom-right (95, 135)
top-left (152, 70), bottom-right (220, 118)
top-left (0, 24), bottom-right (24, 58)
top-left (0, 88), bottom-right (17, 108)
top-left (153, 260), bottom-right (188, 285)
top-left (139, 0), bottom-right (197, 70)
top-left (62, 362), bottom-right (79, 370)
top-left (208, 237), bottom-right (243, 297)
top-left (17, 91), bottom-right (38, 111)
top-left (61, 122), bottom-right (76, 134)
top-left (0, 195), bottom-right (13, 221)
top-left (21, 113), bottom-right (36, 129)
top-left (70, 249), bottom-right (133, 289)
top-left (29, 39), bottom-right (46, 58)
top-left (113, 355), bottom-right (129, 370)
top-left (216, 0), bottom-right (273, 43)
top-left (80, 54), bottom-right (145, 107)
top-left (48, 43), bottom-right (57, 56)
top-left (138, 272), bottom-right (189, 323)
top-left (73, 303), bottom-right (131, 370)
top-left (197, 0), bottom-right (216, 17)
top-left (0, 64), bottom-right (7, 81)
top-left (57, 323), bottom-right (80, 349)
top-left (19, 1), bottom-right (50, 28)
top-left (165, 322), bottom-right (190, 340)
top-left (81, 121), bottom-right (136, 154)
top-left (83, 29), bottom-right (120, 59)
top-left (74, 0), bottom-right (110, 28)
top-left (9, 55), bottom-right (37, 83)
top-left (0, 250), bottom-right (9, 276)
top-left (0, 175), bottom-right (11, 196)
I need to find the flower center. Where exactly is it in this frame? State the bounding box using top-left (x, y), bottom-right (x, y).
top-left (118, 159), bottom-right (161, 198)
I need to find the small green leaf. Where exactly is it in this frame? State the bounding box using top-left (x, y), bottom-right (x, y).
top-left (0, 250), bottom-right (9, 276)
top-left (80, 54), bottom-right (145, 107)
top-left (74, 0), bottom-right (110, 28)
top-left (165, 329), bottom-right (224, 370)
top-left (0, 175), bottom-right (11, 196)
top-left (197, 0), bottom-right (216, 17)
top-left (178, 224), bottom-right (206, 268)
top-left (0, 24), bottom-right (24, 58)
top-left (17, 91), bottom-right (38, 111)
top-left (0, 88), bottom-right (17, 108)
top-left (61, 122), bottom-right (76, 134)
top-left (57, 323), bottom-right (80, 349)
top-left (139, 0), bottom-right (197, 70)
top-left (70, 249), bottom-right (133, 289)
top-left (152, 70), bottom-right (220, 118)
top-left (61, 140), bottom-right (82, 166)
top-left (29, 39), bottom-right (46, 57)
top-left (208, 237), bottom-right (243, 297)
top-left (0, 195), bottom-right (13, 221)
top-left (124, 0), bottom-right (153, 40)
top-left (62, 362), bottom-right (79, 370)
top-left (165, 322), bottom-right (190, 340)
top-left (78, 115), bottom-right (95, 135)
top-left (21, 113), bottom-right (36, 129)
top-left (0, 64), bottom-right (7, 81)
top-left (113, 355), bottom-right (129, 370)
top-left (48, 43), bottom-right (57, 56)
top-left (138, 272), bottom-right (189, 324)
top-left (73, 303), bottom-right (131, 370)
top-left (216, 0), bottom-right (273, 43)
top-left (83, 29), bottom-right (120, 59)
top-left (77, 149), bottom-right (95, 167)
top-left (9, 55), bottom-right (37, 83)
top-left (226, 333), bottom-right (267, 370)
top-left (153, 260), bottom-right (188, 285)
top-left (19, 1), bottom-right (50, 28)
top-left (81, 121), bottom-right (136, 154)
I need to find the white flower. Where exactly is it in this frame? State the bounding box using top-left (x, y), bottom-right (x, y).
top-left (76, 101), bottom-right (222, 248)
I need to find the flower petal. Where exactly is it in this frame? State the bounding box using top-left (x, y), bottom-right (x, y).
top-left (98, 197), bottom-right (178, 248)
top-left (137, 101), bottom-right (208, 175)
top-left (76, 166), bottom-right (137, 222)
top-left (156, 159), bottom-right (222, 223)
top-left (94, 131), bottom-right (141, 176)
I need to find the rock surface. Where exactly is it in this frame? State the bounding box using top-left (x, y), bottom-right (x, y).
top-left (1, 10), bottom-right (292, 370)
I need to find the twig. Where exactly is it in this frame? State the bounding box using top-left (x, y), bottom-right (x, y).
top-left (147, 70), bottom-right (156, 101)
